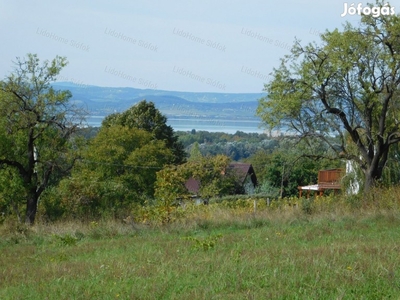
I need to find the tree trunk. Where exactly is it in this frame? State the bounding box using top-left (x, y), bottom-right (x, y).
top-left (363, 146), bottom-right (388, 194)
top-left (363, 171), bottom-right (375, 194)
top-left (363, 165), bottom-right (383, 194)
top-left (25, 193), bottom-right (39, 225)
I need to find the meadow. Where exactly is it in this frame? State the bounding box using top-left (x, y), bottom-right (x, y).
top-left (1, 192), bottom-right (400, 299)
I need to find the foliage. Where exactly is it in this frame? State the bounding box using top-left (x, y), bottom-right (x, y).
top-left (254, 179), bottom-right (280, 198)
top-left (53, 233), bottom-right (79, 246)
top-left (0, 167), bottom-right (26, 222)
top-left (155, 155), bottom-right (239, 205)
top-left (177, 130), bottom-right (272, 147)
top-left (153, 165), bottom-right (189, 223)
top-left (0, 54), bottom-right (85, 224)
top-left (247, 137), bottom-right (342, 197)
top-left (133, 202), bottom-right (183, 225)
top-left (75, 126), bottom-right (100, 140)
top-left (381, 143), bottom-right (400, 186)
top-left (188, 141), bottom-right (202, 161)
top-left (103, 100), bottom-right (186, 164)
top-left (189, 155), bottom-right (238, 198)
top-left (50, 126), bottom-right (173, 219)
top-left (178, 130), bottom-right (279, 161)
top-left (257, 6), bottom-right (400, 192)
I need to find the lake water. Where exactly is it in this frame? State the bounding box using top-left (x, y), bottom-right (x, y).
top-left (86, 115), bottom-right (266, 134)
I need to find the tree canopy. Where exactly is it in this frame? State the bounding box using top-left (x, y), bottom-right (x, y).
top-left (155, 154), bottom-right (239, 204)
top-left (103, 100), bottom-right (186, 164)
top-left (257, 6), bottom-right (400, 192)
top-left (52, 125), bottom-right (173, 218)
top-left (0, 54), bottom-right (85, 224)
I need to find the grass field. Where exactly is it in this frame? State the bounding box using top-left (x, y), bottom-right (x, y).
top-left (1, 199), bottom-right (400, 299)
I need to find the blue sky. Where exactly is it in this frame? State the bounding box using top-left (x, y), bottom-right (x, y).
top-left (0, 1), bottom-right (395, 93)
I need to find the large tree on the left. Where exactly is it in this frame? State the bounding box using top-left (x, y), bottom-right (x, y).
top-left (0, 54), bottom-right (85, 224)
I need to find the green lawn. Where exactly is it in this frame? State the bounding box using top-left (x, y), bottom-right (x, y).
top-left (1, 207), bottom-right (400, 299)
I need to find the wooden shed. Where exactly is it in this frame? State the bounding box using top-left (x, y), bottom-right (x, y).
top-left (298, 168), bottom-right (343, 198)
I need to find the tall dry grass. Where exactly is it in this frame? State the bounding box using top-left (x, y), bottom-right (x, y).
top-left (2, 185), bottom-right (400, 238)
top-left (1, 187), bottom-right (400, 299)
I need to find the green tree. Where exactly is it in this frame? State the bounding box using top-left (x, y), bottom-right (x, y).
top-left (103, 100), bottom-right (186, 164)
top-left (155, 154), bottom-right (237, 202)
top-left (154, 165), bottom-right (189, 222)
top-left (257, 6), bottom-right (400, 192)
top-left (189, 155), bottom-right (237, 198)
top-left (55, 126), bottom-right (173, 218)
top-left (0, 54), bottom-right (85, 224)
top-left (188, 141), bottom-right (203, 161)
top-left (0, 167), bottom-right (26, 222)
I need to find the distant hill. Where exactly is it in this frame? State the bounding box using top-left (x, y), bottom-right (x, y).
top-left (53, 82), bottom-right (266, 119)
top-left (54, 82), bottom-right (265, 103)
top-left (52, 82), bottom-right (268, 133)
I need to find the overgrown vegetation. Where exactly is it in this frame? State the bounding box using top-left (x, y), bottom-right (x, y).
top-left (2, 188), bottom-right (400, 299)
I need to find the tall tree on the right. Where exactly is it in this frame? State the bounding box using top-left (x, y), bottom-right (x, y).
top-left (257, 3), bottom-right (400, 193)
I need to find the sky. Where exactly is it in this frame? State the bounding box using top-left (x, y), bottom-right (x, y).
top-left (1, 0), bottom-right (397, 93)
